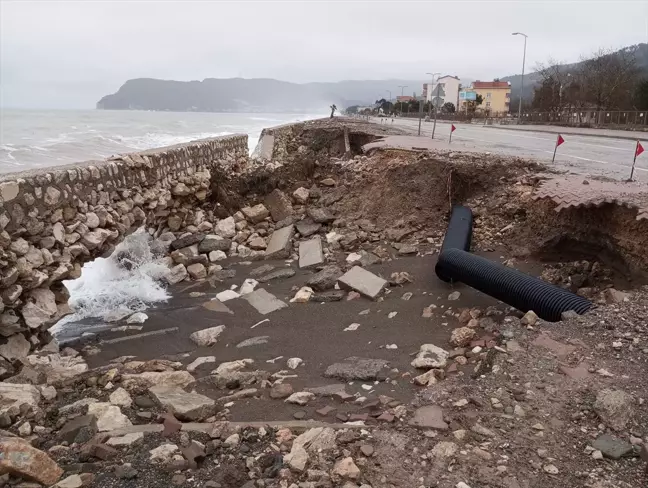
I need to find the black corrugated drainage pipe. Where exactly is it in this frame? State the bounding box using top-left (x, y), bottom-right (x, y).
top-left (436, 205), bottom-right (473, 282)
top-left (435, 248), bottom-right (593, 322)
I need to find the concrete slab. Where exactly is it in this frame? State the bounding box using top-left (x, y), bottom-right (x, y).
top-left (265, 225), bottom-right (294, 259)
top-left (299, 236), bottom-right (324, 269)
top-left (337, 266), bottom-right (387, 299)
top-left (242, 288), bottom-right (288, 315)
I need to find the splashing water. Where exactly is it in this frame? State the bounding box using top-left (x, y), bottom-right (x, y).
top-left (51, 228), bottom-right (170, 334)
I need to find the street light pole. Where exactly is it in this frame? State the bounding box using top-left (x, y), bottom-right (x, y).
top-left (426, 72), bottom-right (441, 139)
top-left (512, 32), bottom-right (528, 124)
top-left (397, 85), bottom-right (408, 114)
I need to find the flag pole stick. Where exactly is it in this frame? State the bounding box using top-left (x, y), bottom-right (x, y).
top-left (449, 130), bottom-right (453, 143)
top-left (630, 142), bottom-right (638, 181)
top-left (552, 141), bottom-right (558, 163)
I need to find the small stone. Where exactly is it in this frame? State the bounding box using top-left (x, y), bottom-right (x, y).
top-left (448, 291), bottom-right (461, 301)
top-left (270, 383), bottom-right (294, 399)
top-left (287, 357), bottom-right (303, 369)
top-left (224, 433), bottom-right (240, 447)
top-left (109, 388), bottom-right (132, 408)
top-left (285, 392), bottom-right (314, 405)
top-left (592, 434), bottom-right (634, 459)
top-left (543, 464), bottom-right (559, 474)
top-left (450, 327), bottom-right (477, 347)
top-left (360, 445), bottom-right (374, 457)
top-left (190, 325), bottom-right (225, 346)
top-left (115, 464), bottom-right (138, 479)
top-left (594, 388), bottom-right (634, 431)
top-left (332, 457), bottom-right (360, 480)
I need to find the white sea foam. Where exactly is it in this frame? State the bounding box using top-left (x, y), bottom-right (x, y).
top-left (51, 228), bottom-right (170, 334)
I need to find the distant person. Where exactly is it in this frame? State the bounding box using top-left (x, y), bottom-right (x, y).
top-left (330, 104), bottom-right (337, 118)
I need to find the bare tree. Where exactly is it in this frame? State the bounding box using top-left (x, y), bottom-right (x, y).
top-left (577, 47), bottom-right (640, 110)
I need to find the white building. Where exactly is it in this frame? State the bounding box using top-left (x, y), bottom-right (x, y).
top-left (425, 75), bottom-right (461, 110)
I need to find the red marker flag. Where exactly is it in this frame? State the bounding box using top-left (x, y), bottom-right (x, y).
top-left (552, 134), bottom-right (564, 163)
top-left (449, 124), bottom-right (456, 143)
top-left (631, 140), bottom-right (645, 180)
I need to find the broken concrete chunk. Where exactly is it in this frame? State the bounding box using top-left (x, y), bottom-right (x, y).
top-left (242, 289), bottom-right (288, 315)
top-left (87, 402), bottom-right (132, 432)
top-left (149, 386), bottom-right (216, 421)
top-left (409, 405), bottom-right (448, 430)
top-left (298, 236), bottom-right (324, 269)
top-left (337, 266), bottom-right (387, 299)
top-left (264, 224), bottom-right (294, 259)
top-left (295, 219), bottom-right (321, 237)
top-left (190, 325), bottom-right (226, 347)
top-left (324, 357), bottom-right (389, 381)
top-left (265, 189), bottom-right (294, 222)
top-left (411, 344), bottom-right (449, 369)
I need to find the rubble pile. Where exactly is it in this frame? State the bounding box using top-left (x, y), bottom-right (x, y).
top-left (1, 119), bottom-right (647, 487)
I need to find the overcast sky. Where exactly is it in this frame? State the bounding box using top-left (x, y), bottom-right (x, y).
top-left (1, 0), bottom-right (647, 109)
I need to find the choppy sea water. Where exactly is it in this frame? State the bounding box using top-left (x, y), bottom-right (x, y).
top-left (0, 108), bottom-right (321, 335)
top-left (0, 109), bottom-right (322, 173)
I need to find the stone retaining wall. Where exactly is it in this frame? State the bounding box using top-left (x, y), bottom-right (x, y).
top-left (0, 134), bottom-right (249, 361)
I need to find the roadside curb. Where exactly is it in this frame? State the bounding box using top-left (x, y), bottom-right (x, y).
top-left (483, 124), bottom-right (646, 142)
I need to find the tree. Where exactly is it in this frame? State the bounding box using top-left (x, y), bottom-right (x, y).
top-left (330, 104), bottom-right (337, 118)
top-left (345, 105), bottom-right (359, 114)
top-left (442, 102), bottom-right (456, 113)
top-left (576, 47), bottom-right (640, 110)
top-left (633, 80), bottom-right (648, 110)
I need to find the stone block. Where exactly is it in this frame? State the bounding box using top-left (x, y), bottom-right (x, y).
top-left (337, 266), bottom-right (387, 299)
top-left (149, 386), bottom-right (216, 421)
top-left (242, 204), bottom-right (270, 224)
top-left (264, 225), bottom-right (294, 259)
top-left (298, 237), bottom-right (324, 269)
top-left (242, 288), bottom-right (288, 315)
top-left (265, 189), bottom-right (293, 222)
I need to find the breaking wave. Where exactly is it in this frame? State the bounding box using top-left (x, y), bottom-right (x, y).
top-left (51, 228), bottom-right (170, 334)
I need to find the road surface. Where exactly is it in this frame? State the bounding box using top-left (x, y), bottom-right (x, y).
top-left (369, 117), bottom-right (648, 181)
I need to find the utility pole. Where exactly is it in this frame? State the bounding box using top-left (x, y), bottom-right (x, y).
top-left (512, 32), bottom-right (528, 124)
top-left (398, 85), bottom-right (408, 96)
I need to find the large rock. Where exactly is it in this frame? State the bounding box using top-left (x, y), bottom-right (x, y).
top-left (0, 334), bottom-right (30, 361)
top-left (165, 264), bottom-right (188, 285)
top-left (199, 235), bottom-right (231, 253)
top-left (58, 415), bottom-right (98, 444)
top-left (121, 371), bottom-right (195, 390)
top-left (0, 383), bottom-right (41, 412)
top-left (306, 265), bottom-right (342, 291)
top-left (265, 189), bottom-right (293, 222)
top-left (242, 205), bottom-right (270, 224)
top-left (170, 234), bottom-right (204, 251)
top-left (337, 266), bottom-right (387, 299)
top-left (293, 187), bottom-right (310, 204)
top-left (187, 263), bottom-right (207, 280)
top-left (324, 357), bottom-right (389, 381)
top-left (22, 354), bottom-right (88, 384)
top-left (307, 207), bottom-right (335, 224)
top-left (190, 325), bottom-right (226, 347)
top-left (594, 388), bottom-right (634, 431)
top-left (264, 225), bottom-right (294, 259)
top-left (87, 402), bottom-right (132, 432)
top-left (149, 386), bottom-right (216, 421)
top-left (292, 427), bottom-right (336, 452)
top-left (215, 217), bottom-right (236, 238)
top-left (592, 434), bottom-right (634, 460)
top-left (295, 219), bottom-right (321, 238)
top-left (0, 438), bottom-right (63, 485)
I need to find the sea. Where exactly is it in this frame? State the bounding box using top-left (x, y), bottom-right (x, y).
top-left (0, 109), bottom-right (323, 174)
top-left (0, 108), bottom-right (322, 337)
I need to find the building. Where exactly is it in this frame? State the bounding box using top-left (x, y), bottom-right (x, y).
top-left (396, 96), bottom-right (415, 103)
top-left (470, 80), bottom-right (511, 115)
top-left (425, 75), bottom-right (461, 109)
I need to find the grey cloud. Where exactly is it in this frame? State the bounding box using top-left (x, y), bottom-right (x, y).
top-left (1, 0), bottom-right (646, 108)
